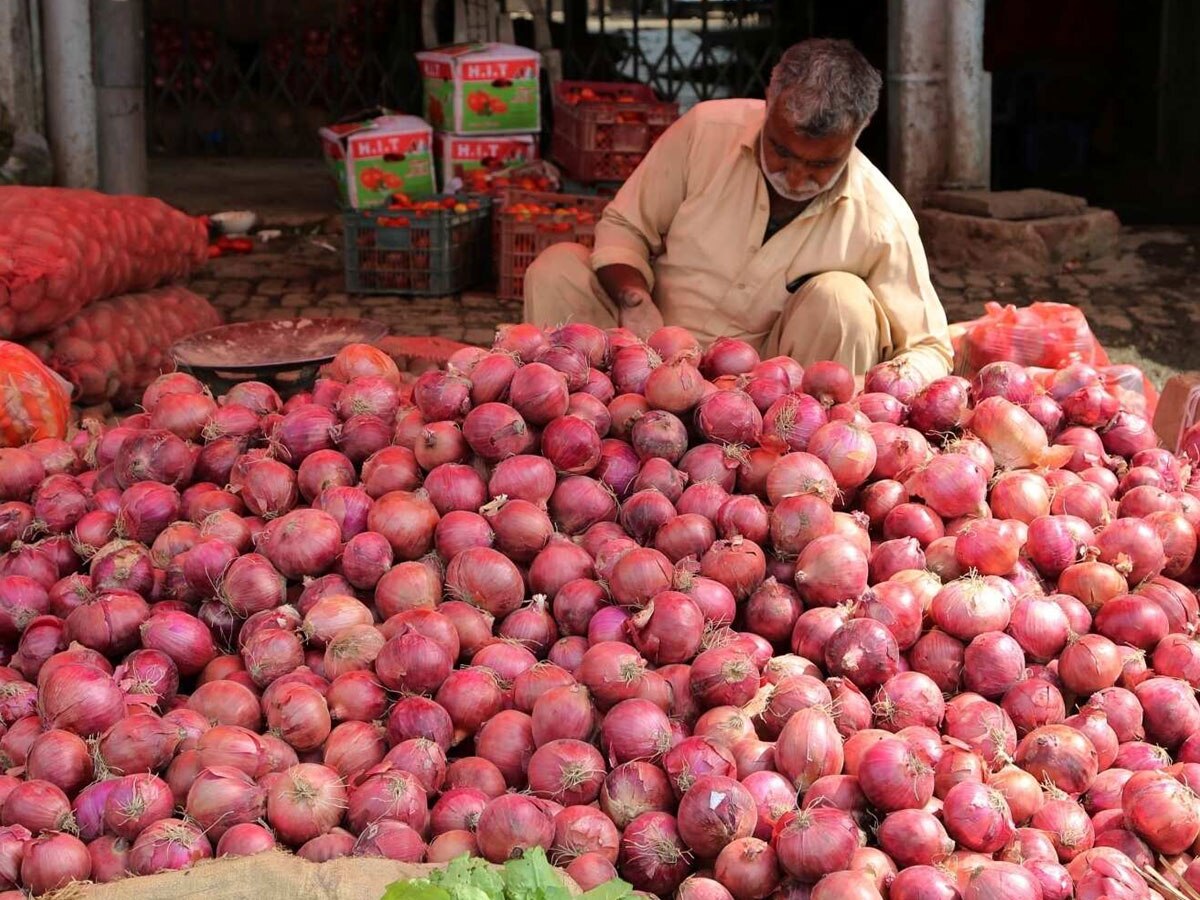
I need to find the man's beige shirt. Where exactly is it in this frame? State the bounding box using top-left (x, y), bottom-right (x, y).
top-left (590, 98), bottom-right (953, 382)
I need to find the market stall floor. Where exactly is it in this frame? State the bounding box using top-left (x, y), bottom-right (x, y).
top-left (150, 158), bottom-right (338, 228)
top-left (190, 224), bottom-right (1200, 387)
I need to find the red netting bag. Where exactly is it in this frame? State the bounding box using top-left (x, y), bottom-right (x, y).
top-left (0, 188), bottom-right (208, 339)
top-left (955, 301), bottom-right (1109, 376)
top-left (0, 340), bottom-right (71, 445)
top-left (26, 286), bottom-right (221, 407)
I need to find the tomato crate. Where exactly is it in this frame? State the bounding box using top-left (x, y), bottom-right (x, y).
top-left (343, 195), bottom-right (492, 296)
top-left (550, 80), bottom-right (678, 183)
top-left (494, 189), bottom-right (610, 302)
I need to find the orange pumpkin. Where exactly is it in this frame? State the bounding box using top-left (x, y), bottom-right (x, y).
top-left (0, 340), bottom-right (71, 446)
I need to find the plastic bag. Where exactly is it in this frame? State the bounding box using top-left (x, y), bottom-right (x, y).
top-left (955, 301), bottom-right (1109, 376)
top-left (0, 187), bottom-right (208, 338)
top-left (0, 340), bottom-right (71, 445)
top-left (1100, 364), bottom-right (1159, 421)
top-left (25, 286), bottom-right (221, 407)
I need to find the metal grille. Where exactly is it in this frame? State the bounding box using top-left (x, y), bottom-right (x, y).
top-left (145, 0), bottom-right (812, 156)
top-left (554, 0), bottom-right (810, 110)
top-left (147, 0), bottom-right (423, 155)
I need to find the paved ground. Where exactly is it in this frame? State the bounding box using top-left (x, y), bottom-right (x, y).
top-left (194, 222), bottom-right (1199, 386)
top-left (151, 158), bottom-right (339, 227)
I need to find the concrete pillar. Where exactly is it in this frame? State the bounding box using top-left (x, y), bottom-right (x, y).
top-left (41, 0), bottom-right (98, 188)
top-left (887, 0), bottom-right (947, 206)
top-left (93, 0), bottom-right (147, 195)
top-left (945, 0), bottom-right (990, 189)
top-left (0, 0), bottom-right (44, 135)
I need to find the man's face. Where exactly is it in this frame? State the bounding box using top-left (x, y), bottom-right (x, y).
top-left (760, 99), bottom-right (859, 201)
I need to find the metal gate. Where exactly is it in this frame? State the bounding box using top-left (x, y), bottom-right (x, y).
top-left (145, 0), bottom-right (810, 156)
top-left (556, 0), bottom-right (808, 109)
top-left (146, 0), bottom-right (422, 155)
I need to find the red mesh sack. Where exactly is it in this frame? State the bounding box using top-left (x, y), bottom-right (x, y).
top-left (0, 340), bottom-right (71, 445)
top-left (26, 286), bottom-right (221, 407)
top-left (955, 301), bottom-right (1109, 376)
top-left (0, 188), bottom-right (208, 339)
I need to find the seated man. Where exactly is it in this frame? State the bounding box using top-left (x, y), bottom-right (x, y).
top-left (524, 38), bottom-right (953, 380)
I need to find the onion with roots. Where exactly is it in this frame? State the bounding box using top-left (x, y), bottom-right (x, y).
top-left (773, 806), bottom-right (859, 884)
top-left (2, 325), bottom-right (1198, 896)
top-left (618, 811), bottom-right (692, 895)
top-left (675, 775), bottom-right (756, 860)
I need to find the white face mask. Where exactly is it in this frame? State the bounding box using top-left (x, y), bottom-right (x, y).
top-left (759, 135), bottom-right (848, 203)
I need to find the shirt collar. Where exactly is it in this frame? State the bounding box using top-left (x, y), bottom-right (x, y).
top-left (742, 111), bottom-right (860, 210)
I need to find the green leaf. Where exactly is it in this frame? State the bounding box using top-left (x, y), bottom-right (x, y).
top-left (579, 878), bottom-right (636, 900)
top-left (380, 879), bottom-right (452, 900)
top-left (431, 854), bottom-right (506, 898)
top-left (502, 848), bottom-right (572, 900)
top-left (428, 854), bottom-right (506, 900)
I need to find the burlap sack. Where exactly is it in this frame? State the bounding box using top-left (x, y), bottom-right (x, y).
top-left (69, 852), bottom-right (580, 900)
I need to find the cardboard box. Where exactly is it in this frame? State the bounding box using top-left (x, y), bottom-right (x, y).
top-left (417, 43), bottom-right (541, 134)
top-left (435, 133), bottom-right (539, 191)
top-left (319, 113), bottom-right (436, 209)
top-left (1153, 372), bottom-right (1200, 452)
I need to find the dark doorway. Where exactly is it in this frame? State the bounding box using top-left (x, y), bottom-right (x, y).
top-left (987, 0), bottom-right (1200, 223)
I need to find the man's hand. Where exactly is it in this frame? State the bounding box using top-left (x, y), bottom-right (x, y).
top-left (597, 264), bottom-right (663, 340)
top-left (615, 286), bottom-right (664, 340)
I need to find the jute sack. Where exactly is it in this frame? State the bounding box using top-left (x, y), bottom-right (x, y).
top-left (65, 852), bottom-right (580, 900)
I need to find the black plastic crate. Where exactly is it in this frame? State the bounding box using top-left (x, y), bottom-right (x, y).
top-left (343, 195), bottom-right (492, 295)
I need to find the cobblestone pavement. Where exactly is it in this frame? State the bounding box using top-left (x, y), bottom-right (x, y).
top-left (196, 224), bottom-right (1199, 384)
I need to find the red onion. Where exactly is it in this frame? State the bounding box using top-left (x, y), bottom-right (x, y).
top-left (476, 793), bottom-right (554, 864)
top-left (772, 807), bottom-right (859, 884)
top-left (941, 781), bottom-right (1015, 853)
top-left (701, 337), bottom-right (760, 378)
top-left (367, 490), bottom-right (439, 561)
top-left (128, 818), bottom-right (212, 875)
top-left (39, 662), bottom-right (124, 735)
top-left (618, 811), bottom-right (692, 895)
top-left (695, 390), bottom-right (763, 446)
top-left (20, 832), bottom-right (91, 894)
top-left (1013, 724), bottom-right (1099, 795)
top-left (509, 363), bottom-right (570, 426)
top-left (761, 395), bottom-right (828, 455)
top-left (1060, 383), bottom-right (1119, 428)
top-left (264, 763), bottom-right (347, 848)
top-left (851, 393), bottom-right (903, 426)
top-left (462, 403), bottom-right (533, 462)
top-left (216, 823), bottom-right (276, 858)
top-left (971, 361), bottom-right (1034, 404)
top-left (630, 410), bottom-right (689, 464)
top-left (548, 477), bottom-right (618, 535)
top-left (184, 766), bottom-right (266, 840)
top-left (256, 507), bottom-right (342, 579)
top-left (102, 773), bottom-right (174, 841)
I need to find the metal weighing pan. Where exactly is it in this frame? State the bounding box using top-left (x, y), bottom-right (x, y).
top-left (171, 318), bottom-right (389, 398)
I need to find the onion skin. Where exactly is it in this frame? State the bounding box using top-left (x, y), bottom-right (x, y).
top-left (7, 332), bottom-right (1200, 894)
top-left (772, 806), bottom-right (858, 884)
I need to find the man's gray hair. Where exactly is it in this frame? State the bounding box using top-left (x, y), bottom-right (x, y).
top-left (767, 39), bottom-right (882, 137)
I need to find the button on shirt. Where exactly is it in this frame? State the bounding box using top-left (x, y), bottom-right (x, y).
top-left (590, 98), bottom-right (953, 382)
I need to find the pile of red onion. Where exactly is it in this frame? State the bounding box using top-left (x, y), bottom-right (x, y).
top-left (0, 327), bottom-right (1194, 900)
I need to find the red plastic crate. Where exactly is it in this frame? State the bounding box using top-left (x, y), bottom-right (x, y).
top-left (494, 189), bottom-right (610, 302)
top-left (551, 80), bottom-right (678, 183)
top-left (343, 194), bottom-right (492, 296)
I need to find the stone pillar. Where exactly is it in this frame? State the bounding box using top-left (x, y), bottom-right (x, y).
top-left (93, 0), bottom-right (147, 195)
top-left (886, 0), bottom-right (947, 207)
top-left (945, 0), bottom-right (990, 189)
top-left (0, 1), bottom-right (42, 134)
top-left (42, 0), bottom-right (98, 188)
